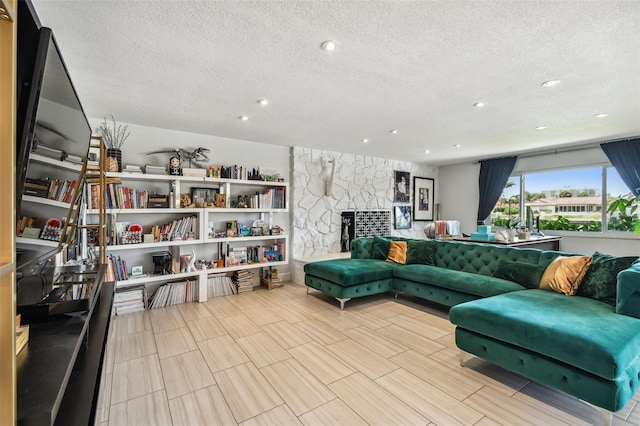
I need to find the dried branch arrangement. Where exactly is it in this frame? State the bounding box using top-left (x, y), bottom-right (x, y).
top-left (96, 115), bottom-right (130, 149)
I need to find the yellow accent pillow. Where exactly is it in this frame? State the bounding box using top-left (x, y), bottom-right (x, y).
top-left (386, 241), bottom-right (407, 264)
top-left (539, 256), bottom-right (592, 295)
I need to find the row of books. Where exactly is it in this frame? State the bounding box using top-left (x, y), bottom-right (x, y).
top-left (46, 179), bottom-right (78, 203)
top-left (16, 216), bottom-right (37, 236)
top-left (207, 274), bottom-right (237, 298)
top-left (150, 280), bottom-right (197, 308)
top-left (113, 287), bottom-right (146, 315)
top-left (106, 255), bottom-right (129, 281)
top-left (248, 188), bottom-right (286, 209)
top-left (150, 216), bottom-right (198, 242)
top-left (233, 270), bottom-right (256, 293)
top-left (88, 183), bottom-right (149, 210)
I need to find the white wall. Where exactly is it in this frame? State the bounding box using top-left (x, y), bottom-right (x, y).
top-left (438, 150), bottom-right (639, 256)
top-left (291, 147), bottom-right (437, 258)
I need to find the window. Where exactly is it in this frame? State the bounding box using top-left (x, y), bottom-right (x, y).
top-left (490, 166), bottom-right (633, 234)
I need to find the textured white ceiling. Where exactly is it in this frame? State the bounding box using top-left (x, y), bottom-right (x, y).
top-left (31, 0), bottom-right (640, 165)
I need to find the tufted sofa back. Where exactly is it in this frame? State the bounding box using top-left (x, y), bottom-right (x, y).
top-left (351, 238), bottom-right (374, 259)
top-left (433, 240), bottom-right (543, 276)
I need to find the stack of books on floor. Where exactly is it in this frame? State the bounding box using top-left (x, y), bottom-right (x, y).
top-left (261, 268), bottom-right (283, 289)
top-left (113, 286), bottom-right (146, 315)
top-left (149, 280), bottom-right (197, 308)
top-left (207, 273), bottom-right (236, 298)
top-left (233, 270), bottom-right (256, 293)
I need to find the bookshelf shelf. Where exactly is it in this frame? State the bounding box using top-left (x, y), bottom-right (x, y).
top-left (16, 237), bottom-right (61, 248)
top-left (29, 153), bottom-right (83, 172)
top-left (89, 169), bottom-right (289, 306)
top-left (22, 194), bottom-right (73, 209)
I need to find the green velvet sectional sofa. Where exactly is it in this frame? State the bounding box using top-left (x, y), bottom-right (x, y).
top-left (303, 236), bottom-right (640, 415)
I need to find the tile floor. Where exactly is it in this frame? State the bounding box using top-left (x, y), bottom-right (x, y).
top-left (96, 283), bottom-right (640, 425)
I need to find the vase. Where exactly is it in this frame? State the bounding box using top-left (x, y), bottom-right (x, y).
top-left (106, 148), bottom-right (122, 172)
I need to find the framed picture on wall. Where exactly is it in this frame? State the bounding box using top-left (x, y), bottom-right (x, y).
top-left (394, 170), bottom-right (410, 203)
top-left (413, 177), bottom-right (435, 221)
top-left (394, 205), bottom-right (412, 229)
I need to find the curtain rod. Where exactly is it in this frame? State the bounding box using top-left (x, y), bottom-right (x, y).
top-left (472, 136), bottom-right (638, 165)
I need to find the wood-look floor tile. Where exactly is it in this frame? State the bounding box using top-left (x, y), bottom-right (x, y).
top-left (104, 328), bottom-right (117, 375)
top-left (376, 368), bottom-right (484, 425)
top-left (154, 327), bottom-right (198, 359)
top-left (295, 319), bottom-right (347, 345)
top-left (390, 350), bottom-right (484, 400)
top-left (310, 309), bottom-right (362, 332)
top-left (114, 330), bottom-right (156, 363)
top-left (218, 314), bottom-right (263, 339)
top-left (347, 310), bottom-right (392, 330)
top-left (616, 398), bottom-right (638, 422)
top-left (328, 372), bottom-right (428, 426)
top-left (204, 296), bottom-right (243, 319)
top-left (185, 316), bottom-right (228, 342)
top-left (289, 341), bottom-right (355, 385)
top-left (240, 404), bottom-right (302, 426)
top-left (474, 416), bottom-right (503, 426)
top-left (168, 385), bottom-right (236, 426)
top-left (242, 306), bottom-right (283, 326)
top-left (261, 358), bottom-right (335, 416)
top-left (299, 398), bottom-right (368, 426)
top-left (386, 314), bottom-right (449, 340)
top-left (160, 350), bottom-right (216, 399)
top-left (111, 353), bottom-right (165, 405)
top-left (214, 362), bottom-right (283, 422)
top-left (343, 326), bottom-right (408, 358)
top-left (367, 300), bottom-right (426, 319)
top-left (197, 335), bottom-right (250, 373)
top-left (261, 320), bottom-right (313, 349)
top-left (430, 347), bottom-right (528, 396)
top-left (95, 372), bottom-right (112, 424)
top-left (377, 324), bottom-right (445, 355)
top-left (237, 331), bottom-right (290, 368)
top-left (513, 381), bottom-right (604, 425)
top-left (176, 301), bottom-right (212, 321)
top-left (271, 302), bottom-right (314, 323)
top-left (149, 305), bottom-right (186, 333)
top-left (465, 385), bottom-right (569, 425)
top-left (113, 310), bottom-right (153, 335)
top-left (435, 331), bottom-right (457, 349)
top-left (326, 339), bottom-right (398, 380)
top-left (109, 389), bottom-right (172, 426)
top-left (626, 402), bottom-right (640, 424)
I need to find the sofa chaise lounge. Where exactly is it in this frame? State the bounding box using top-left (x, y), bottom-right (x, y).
top-left (303, 236), bottom-right (640, 417)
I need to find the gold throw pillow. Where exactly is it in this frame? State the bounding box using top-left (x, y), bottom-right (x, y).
top-left (386, 241), bottom-right (407, 264)
top-left (539, 256), bottom-right (592, 295)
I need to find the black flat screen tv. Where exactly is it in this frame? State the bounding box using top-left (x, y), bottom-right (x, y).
top-left (15, 24), bottom-right (92, 221)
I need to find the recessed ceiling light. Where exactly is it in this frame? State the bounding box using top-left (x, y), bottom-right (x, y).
top-left (239, 116), bottom-right (249, 121)
top-left (321, 40), bottom-right (338, 51)
top-left (594, 113), bottom-right (610, 118)
top-left (541, 80), bottom-right (561, 87)
top-left (535, 126), bottom-right (548, 130)
top-left (390, 130), bottom-right (399, 134)
top-left (473, 102), bottom-right (486, 108)
top-left (424, 150), bottom-right (430, 154)
top-left (257, 99), bottom-right (268, 106)
top-left (453, 144), bottom-right (462, 148)
top-left (361, 138), bottom-right (369, 143)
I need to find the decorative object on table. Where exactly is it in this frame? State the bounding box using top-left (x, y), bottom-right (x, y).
top-left (394, 170), bottom-right (410, 203)
top-left (191, 187), bottom-right (217, 208)
top-left (119, 223), bottom-right (143, 244)
top-left (152, 251), bottom-right (172, 275)
top-left (169, 156), bottom-right (182, 176)
top-left (413, 177), bottom-right (435, 221)
top-left (215, 193), bottom-right (227, 208)
top-left (180, 251), bottom-right (197, 273)
top-left (394, 205), bottom-right (412, 229)
top-left (424, 222), bottom-right (436, 239)
top-left (96, 115), bottom-right (130, 172)
top-left (495, 229), bottom-right (509, 242)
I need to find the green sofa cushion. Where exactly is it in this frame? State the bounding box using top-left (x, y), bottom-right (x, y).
top-left (406, 240), bottom-right (435, 265)
top-left (351, 237), bottom-right (374, 259)
top-left (394, 265), bottom-right (526, 298)
top-left (493, 260), bottom-right (547, 289)
top-left (450, 289), bottom-right (640, 381)
top-left (578, 252), bottom-right (639, 306)
top-left (304, 259), bottom-right (396, 286)
top-left (372, 236), bottom-right (391, 260)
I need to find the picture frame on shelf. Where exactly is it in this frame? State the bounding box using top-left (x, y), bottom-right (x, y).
top-left (394, 205), bottom-right (412, 229)
top-left (190, 187), bottom-right (218, 208)
top-left (394, 170), bottom-right (410, 203)
top-left (413, 177), bottom-right (435, 221)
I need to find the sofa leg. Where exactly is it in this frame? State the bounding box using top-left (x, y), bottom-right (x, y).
top-left (581, 400), bottom-right (612, 426)
top-left (459, 350), bottom-right (470, 367)
top-left (336, 297), bottom-right (351, 310)
top-left (306, 287), bottom-right (309, 295)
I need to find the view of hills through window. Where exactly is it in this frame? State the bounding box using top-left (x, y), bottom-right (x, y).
top-left (491, 167), bottom-right (632, 232)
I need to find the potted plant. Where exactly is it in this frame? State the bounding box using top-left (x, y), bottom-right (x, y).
top-left (96, 115), bottom-right (130, 172)
top-left (607, 191), bottom-right (640, 235)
